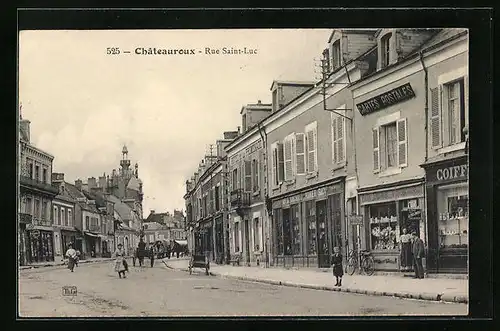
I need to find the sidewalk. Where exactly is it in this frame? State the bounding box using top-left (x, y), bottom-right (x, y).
top-left (19, 257), bottom-right (115, 270)
top-left (162, 258), bottom-right (468, 304)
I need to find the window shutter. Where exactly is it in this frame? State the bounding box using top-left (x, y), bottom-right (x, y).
top-left (231, 223), bottom-right (236, 252)
top-left (284, 137), bottom-right (293, 181)
top-left (332, 116), bottom-right (338, 163)
top-left (337, 116), bottom-right (346, 163)
top-left (244, 160), bottom-right (252, 192)
top-left (313, 127), bottom-right (318, 171)
top-left (397, 118), bottom-right (408, 167)
top-left (272, 146), bottom-right (278, 186)
top-left (238, 225), bottom-right (243, 253)
top-left (373, 127), bottom-right (380, 172)
top-left (278, 143), bottom-right (285, 182)
top-left (307, 129), bottom-right (316, 172)
top-left (430, 87), bottom-right (442, 148)
top-left (295, 133), bottom-right (306, 175)
top-left (259, 218), bottom-right (263, 251)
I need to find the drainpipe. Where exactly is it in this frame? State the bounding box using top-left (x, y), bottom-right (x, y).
top-left (257, 122), bottom-right (270, 268)
top-left (419, 51), bottom-right (430, 267)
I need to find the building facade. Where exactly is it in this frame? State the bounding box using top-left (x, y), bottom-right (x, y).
top-left (225, 102), bottom-right (272, 266)
top-left (51, 173), bottom-right (78, 261)
top-left (419, 29), bottom-right (469, 274)
top-left (18, 115), bottom-right (59, 265)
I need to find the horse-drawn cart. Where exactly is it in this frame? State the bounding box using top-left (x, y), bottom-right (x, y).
top-left (188, 254), bottom-right (210, 275)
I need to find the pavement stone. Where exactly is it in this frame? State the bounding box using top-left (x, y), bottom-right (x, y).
top-left (162, 258), bottom-right (468, 304)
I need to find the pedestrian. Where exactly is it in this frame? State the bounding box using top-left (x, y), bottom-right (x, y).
top-left (399, 228), bottom-right (412, 272)
top-left (65, 243), bottom-right (77, 272)
top-left (331, 246), bottom-right (343, 287)
top-left (114, 243), bottom-right (127, 278)
top-left (138, 238), bottom-right (146, 267)
top-left (411, 232), bottom-right (425, 279)
top-left (132, 247), bottom-right (137, 267)
top-left (149, 243), bottom-right (155, 268)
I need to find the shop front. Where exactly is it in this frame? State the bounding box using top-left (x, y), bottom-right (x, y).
top-left (196, 219), bottom-right (214, 261)
top-left (271, 180), bottom-right (345, 269)
top-left (84, 231), bottom-right (101, 257)
top-left (26, 226), bottom-right (54, 263)
top-left (358, 178), bottom-right (426, 271)
top-left (422, 155), bottom-right (468, 274)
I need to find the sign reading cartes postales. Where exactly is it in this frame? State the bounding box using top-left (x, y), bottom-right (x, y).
top-left (356, 83), bottom-right (416, 115)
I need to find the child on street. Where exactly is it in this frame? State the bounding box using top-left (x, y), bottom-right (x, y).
top-left (332, 246), bottom-right (343, 287)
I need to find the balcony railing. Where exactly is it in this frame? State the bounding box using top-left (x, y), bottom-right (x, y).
top-left (230, 189), bottom-right (251, 208)
top-left (20, 176), bottom-right (59, 195)
top-left (33, 217), bottom-right (52, 227)
top-left (89, 224), bottom-right (101, 232)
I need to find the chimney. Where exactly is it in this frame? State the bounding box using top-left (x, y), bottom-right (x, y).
top-left (257, 100), bottom-right (262, 104)
top-left (20, 119), bottom-right (31, 143)
top-left (99, 174), bottom-right (106, 188)
top-left (237, 126), bottom-right (241, 135)
top-left (75, 179), bottom-right (83, 191)
top-left (88, 177), bottom-right (97, 190)
top-left (150, 209), bottom-right (155, 215)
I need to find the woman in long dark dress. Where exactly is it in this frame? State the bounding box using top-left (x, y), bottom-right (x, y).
top-left (332, 246), bottom-right (343, 287)
top-left (399, 228), bottom-right (412, 271)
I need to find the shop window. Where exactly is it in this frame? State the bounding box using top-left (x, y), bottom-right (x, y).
top-left (291, 204), bottom-right (301, 255)
top-left (271, 142), bottom-right (285, 186)
top-left (330, 193), bottom-right (343, 249)
top-left (437, 184), bottom-right (468, 249)
top-left (274, 209), bottom-right (283, 255)
top-left (306, 200), bottom-right (317, 255)
top-left (282, 208), bottom-right (292, 255)
top-left (369, 203), bottom-right (398, 250)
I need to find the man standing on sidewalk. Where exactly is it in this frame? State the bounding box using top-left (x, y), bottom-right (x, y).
top-left (411, 232), bottom-right (425, 279)
top-left (148, 243), bottom-right (155, 268)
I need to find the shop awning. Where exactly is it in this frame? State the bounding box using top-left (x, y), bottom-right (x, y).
top-left (84, 231), bottom-right (100, 238)
top-left (174, 240), bottom-right (188, 246)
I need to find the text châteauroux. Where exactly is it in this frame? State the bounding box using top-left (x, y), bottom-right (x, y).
top-left (133, 47), bottom-right (258, 55)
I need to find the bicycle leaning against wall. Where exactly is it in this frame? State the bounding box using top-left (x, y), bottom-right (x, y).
top-left (345, 249), bottom-right (375, 276)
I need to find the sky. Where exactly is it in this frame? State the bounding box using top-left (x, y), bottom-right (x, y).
top-left (19, 29), bottom-right (332, 216)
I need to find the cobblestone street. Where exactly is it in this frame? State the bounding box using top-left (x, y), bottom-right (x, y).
top-left (18, 259), bottom-right (467, 317)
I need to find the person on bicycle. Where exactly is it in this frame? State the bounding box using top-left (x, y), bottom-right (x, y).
top-left (332, 246), bottom-right (343, 287)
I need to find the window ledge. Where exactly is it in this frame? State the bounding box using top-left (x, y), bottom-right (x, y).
top-left (306, 171), bottom-right (318, 180)
top-left (378, 167), bottom-right (402, 178)
top-left (332, 162), bottom-right (346, 173)
top-left (285, 179), bottom-right (296, 186)
top-left (252, 190), bottom-right (260, 197)
top-left (438, 142), bottom-right (466, 155)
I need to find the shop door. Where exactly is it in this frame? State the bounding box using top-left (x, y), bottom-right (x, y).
top-left (316, 200), bottom-right (330, 268)
top-left (244, 219), bottom-right (250, 264)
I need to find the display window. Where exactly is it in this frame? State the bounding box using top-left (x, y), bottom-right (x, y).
top-left (369, 203), bottom-right (398, 250)
top-left (291, 204), bottom-right (301, 255)
top-left (306, 200), bottom-right (317, 255)
top-left (437, 184), bottom-right (468, 249)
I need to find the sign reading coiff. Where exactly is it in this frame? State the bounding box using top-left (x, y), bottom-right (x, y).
top-left (356, 83), bottom-right (416, 116)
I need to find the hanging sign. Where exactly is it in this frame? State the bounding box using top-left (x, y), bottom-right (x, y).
top-left (348, 215), bottom-right (364, 226)
top-left (356, 83), bottom-right (416, 115)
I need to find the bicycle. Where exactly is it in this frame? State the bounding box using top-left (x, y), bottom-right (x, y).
top-left (345, 249), bottom-right (375, 276)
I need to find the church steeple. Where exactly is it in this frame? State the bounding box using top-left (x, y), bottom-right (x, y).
top-left (120, 144), bottom-right (131, 177)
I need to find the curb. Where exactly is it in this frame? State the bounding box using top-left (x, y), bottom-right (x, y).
top-left (165, 263), bottom-right (468, 304)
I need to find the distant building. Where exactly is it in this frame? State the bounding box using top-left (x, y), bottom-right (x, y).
top-left (18, 113), bottom-right (59, 265)
top-left (144, 210), bottom-right (186, 244)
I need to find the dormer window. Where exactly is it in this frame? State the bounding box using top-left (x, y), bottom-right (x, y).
top-left (242, 113), bottom-right (247, 133)
top-left (381, 32), bottom-right (392, 68)
top-left (272, 89), bottom-right (278, 112)
top-left (331, 40), bottom-right (341, 70)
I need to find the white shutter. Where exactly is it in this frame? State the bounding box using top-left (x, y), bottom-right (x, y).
top-left (332, 115), bottom-right (338, 163)
top-left (430, 87), bottom-right (442, 148)
top-left (306, 128), bottom-right (316, 173)
top-left (238, 225), bottom-right (242, 253)
top-left (278, 143), bottom-right (285, 182)
top-left (244, 160), bottom-right (252, 192)
top-left (284, 137), bottom-right (293, 180)
top-left (373, 127), bottom-right (380, 172)
top-left (272, 145), bottom-right (278, 187)
top-left (313, 126), bottom-right (318, 171)
top-left (251, 219), bottom-right (255, 251)
top-left (338, 117), bottom-right (345, 163)
top-left (295, 133), bottom-right (306, 175)
top-left (397, 118), bottom-right (408, 167)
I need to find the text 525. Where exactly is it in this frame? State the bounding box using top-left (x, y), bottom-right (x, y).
top-left (107, 47), bottom-right (120, 55)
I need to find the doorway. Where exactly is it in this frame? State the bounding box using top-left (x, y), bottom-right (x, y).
top-left (316, 200), bottom-right (329, 268)
top-left (244, 219), bottom-right (250, 265)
